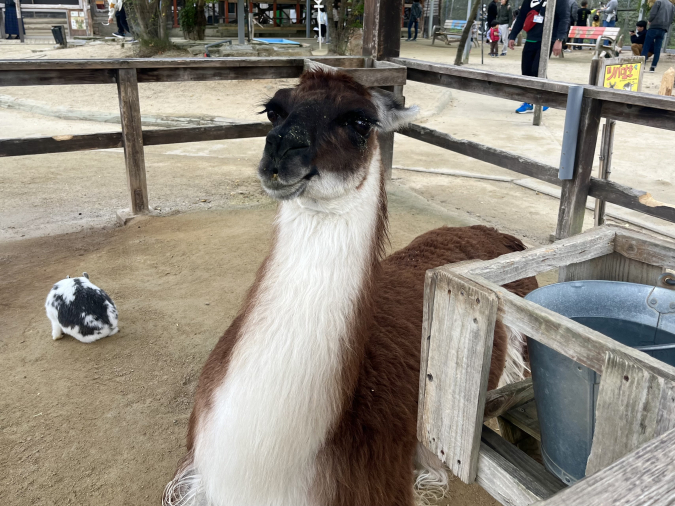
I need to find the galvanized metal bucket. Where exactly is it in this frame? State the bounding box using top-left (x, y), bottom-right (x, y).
top-left (524, 277), bottom-right (675, 484)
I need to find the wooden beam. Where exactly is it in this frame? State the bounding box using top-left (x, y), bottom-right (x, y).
top-left (362, 0), bottom-right (404, 60)
top-left (450, 226), bottom-right (616, 286)
top-left (0, 123), bottom-right (272, 158)
top-left (555, 96), bottom-right (603, 240)
top-left (116, 69), bottom-right (149, 215)
top-left (535, 426), bottom-right (675, 506)
top-left (456, 271), bottom-right (675, 380)
top-left (136, 65), bottom-right (303, 83)
top-left (502, 399), bottom-right (541, 442)
top-left (585, 351), bottom-right (675, 476)
top-left (477, 427), bottom-right (565, 506)
top-left (601, 100), bottom-right (675, 132)
top-left (484, 378), bottom-right (534, 420)
top-left (589, 178), bottom-right (675, 224)
top-left (562, 252), bottom-right (664, 286)
top-left (419, 273), bottom-right (499, 483)
top-left (613, 228), bottom-right (675, 270)
top-left (399, 124), bottom-right (561, 185)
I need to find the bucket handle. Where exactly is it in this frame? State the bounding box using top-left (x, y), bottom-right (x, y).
top-left (658, 273), bottom-right (675, 290)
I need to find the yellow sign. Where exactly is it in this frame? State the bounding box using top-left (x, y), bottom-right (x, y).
top-left (603, 62), bottom-right (641, 92)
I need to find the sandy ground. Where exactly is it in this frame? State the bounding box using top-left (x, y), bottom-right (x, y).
top-left (0, 37), bottom-right (673, 505)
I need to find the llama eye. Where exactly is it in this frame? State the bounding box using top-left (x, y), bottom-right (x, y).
top-left (351, 119), bottom-right (371, 137)
top-left (267, 110), bottom-right (279, 123)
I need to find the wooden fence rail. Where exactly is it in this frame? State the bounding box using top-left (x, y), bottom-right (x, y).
top-left (1, 55), bottom-right (674, 229)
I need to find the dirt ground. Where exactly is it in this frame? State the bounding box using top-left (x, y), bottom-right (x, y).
top-left (0, 37), bottom-right (674, 506)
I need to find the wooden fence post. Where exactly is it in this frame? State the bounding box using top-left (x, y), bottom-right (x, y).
top-left (116, 68), bottom-right (149, 217)
top-left (555, 95), bottom-right (602, 241)
top-left (363, 0), bottom-right (403, 181)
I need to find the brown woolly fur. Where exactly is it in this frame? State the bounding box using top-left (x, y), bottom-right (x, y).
top-left (314, 225), bottom-right (538, 506)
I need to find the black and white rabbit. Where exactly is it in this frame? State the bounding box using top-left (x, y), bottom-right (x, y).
top-left (45, 272), bottom-right (119, 343)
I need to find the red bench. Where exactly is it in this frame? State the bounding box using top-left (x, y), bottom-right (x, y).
top-left (567, 26), bottom-right (623, 57)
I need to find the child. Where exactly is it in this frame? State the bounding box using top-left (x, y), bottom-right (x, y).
top-left (630, 20), bottom-right (651, 56)
top-left (574, 0), bottom-right (592, 49)
top-left (488, 20), bottom-right (500, 57)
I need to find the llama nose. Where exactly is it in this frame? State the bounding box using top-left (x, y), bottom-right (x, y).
top-left (265, 128), bottom-right (311, 162)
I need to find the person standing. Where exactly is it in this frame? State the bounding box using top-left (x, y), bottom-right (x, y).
top-left (488, 20), bottom-right (501, 55)
top-left (642, 0), bottom-right (675, 72)
top-left (599, 0), bottom-right (618, 27)
top-left (496, 0), bottom-right (513, 55)
top-left (487, 0), bottom-right (499, 39)
top-left (564, 0), bottom-right (579, 51)
top-left (630, 20), bottom-right (649, 55)
top-left (407, 0), bottom-right (423, 41)
top-left (574, 1), bottom-right (592, 49)
top-left (108, 0), bottom-right (130, 38)
top-left (4, 0), bottom-right (23, 39)
top-left (508, 0), bottom-right (569, 114)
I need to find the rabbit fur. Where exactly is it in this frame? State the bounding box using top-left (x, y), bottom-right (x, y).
top-left (45, 272), bottom-right (119, 343)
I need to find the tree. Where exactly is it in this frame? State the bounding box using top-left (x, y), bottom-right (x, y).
top-left (454, 0), bottom-right (480, 65)
top-left (330, 0), bottom-right (365, 55)
top-left (125, 0), bottom-right (173, 52)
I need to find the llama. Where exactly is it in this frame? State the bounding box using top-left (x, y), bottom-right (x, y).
top-left (165, 68), bottom-right (537, 506)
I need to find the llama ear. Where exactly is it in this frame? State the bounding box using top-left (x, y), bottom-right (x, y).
top-left (370, 89), bottom-right (419, 133)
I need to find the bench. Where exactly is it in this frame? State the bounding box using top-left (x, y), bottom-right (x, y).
top-left (566, 26), bottom-right (623, 58)
top-left (432, 19), bottom-right (478, 47)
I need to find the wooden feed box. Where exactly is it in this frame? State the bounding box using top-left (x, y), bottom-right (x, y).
top-left (418, 225), bottom-right (675, 506)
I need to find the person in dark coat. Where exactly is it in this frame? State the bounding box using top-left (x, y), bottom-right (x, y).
top-left (407, 0), bottom-right (423, 41)
top-left (4, 0), bottom-right (24, 39)
top-left (487, 0), bottom-right (499, 39)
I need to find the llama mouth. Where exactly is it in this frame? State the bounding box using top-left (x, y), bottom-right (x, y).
top-left (261, 178), bottom-right (309, 200)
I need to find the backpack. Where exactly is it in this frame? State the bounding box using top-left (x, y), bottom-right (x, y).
top-left (490, 27), bottom-right (500, 41)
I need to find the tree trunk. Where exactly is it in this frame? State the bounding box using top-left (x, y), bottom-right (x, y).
top-left (453, 0), bottom-right (480, 65)
top-left (196, 0), bottom-right (206, 39)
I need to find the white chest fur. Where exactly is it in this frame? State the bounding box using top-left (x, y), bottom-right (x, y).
top-left (192, 152), bottom-right (382, 506)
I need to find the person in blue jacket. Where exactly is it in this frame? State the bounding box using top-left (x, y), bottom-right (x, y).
top-left (508, 0), bottom-right (570, 114)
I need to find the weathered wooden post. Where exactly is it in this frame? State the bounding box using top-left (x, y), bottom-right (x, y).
top-left (555, 94), bottom-right (602, 242)
top-left (363, 0), bottom-right (404, 180)
top-left (116, 68), bottom-right (149, 222)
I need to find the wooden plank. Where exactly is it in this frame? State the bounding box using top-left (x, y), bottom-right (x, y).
top-left (399, 125), bottom-right (675, 224)
top-left (136, 65), bottom-right (303, 83)
top-left (362, 0), bottom-right (404, 60)
top-left (0, 123), bottom-right (272, 158)
top-left (555, 96), bottom-right (603, 240)
top-left (419, 274), bottom-right (499, 483)
top-left (0, 56), bottom-right (366, 70)
top-left (502, 399), bottom-right (541, 441)
top-left (142, 122), bottom-right (272, 145)
top-left (403, 66), bottom-right (569, 111)
top-left (0, 69), bottom-right (117, 87)
top-left (477, 428), bottom-right (565, 506)
top-left (562, 251), bottom-right (664, 286)
top-left (481, 426), bottom-right (564, 496)
top-left (484, 378), bottom-right (534, 420)
top-left (585, 351), bottom-right (675, 476)
top-left (601, 100), bottom-right (675, 132)
top-left (535, 427), bottom-right (675, 506)
top-left (398, 124), bottom-right (561, 185)
top-left (0, 132), bottom-right (123, 157)
top-left (614, 228), bottom-right (675, 270)
top-left (417, 269), bottom-right (439, 439)
top-left (459, 273), bottom-right (675, 380)
top-left (450, 226), bottom-right (616, 286)
top-left (589, 178), bottom-right (675, 224)
top-left (477, 443), bottom-right (542, 506)
top-left (116, 68), bottom-right (149, 215)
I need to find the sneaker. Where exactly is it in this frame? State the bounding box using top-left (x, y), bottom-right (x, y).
top-left (649, 67), bottom-right (655, 72)
top-left (112, 32), bottom-right (125, 38)
top-left (543, 106), bottom-right (549, 111)
top-left (515, 102), bottom-right (533, 114)
top-left (501, 51), bottom-right (507, 56)
top-left (406, 38), bottom-right (411, 41)
top-left (564, 49), bottom-right (572, 52)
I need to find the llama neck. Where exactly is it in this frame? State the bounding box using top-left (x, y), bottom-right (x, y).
top-left (194, 148), bottom-right (385, 506)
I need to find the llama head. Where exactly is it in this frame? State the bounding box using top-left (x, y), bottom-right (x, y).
top-left (258, 68), bottom-right (418, 202)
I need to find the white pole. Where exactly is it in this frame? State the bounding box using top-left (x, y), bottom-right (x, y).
top-left (467, 0), bottom-right (471, 20)
top-left (428, 0), bottom-right (435, 38)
